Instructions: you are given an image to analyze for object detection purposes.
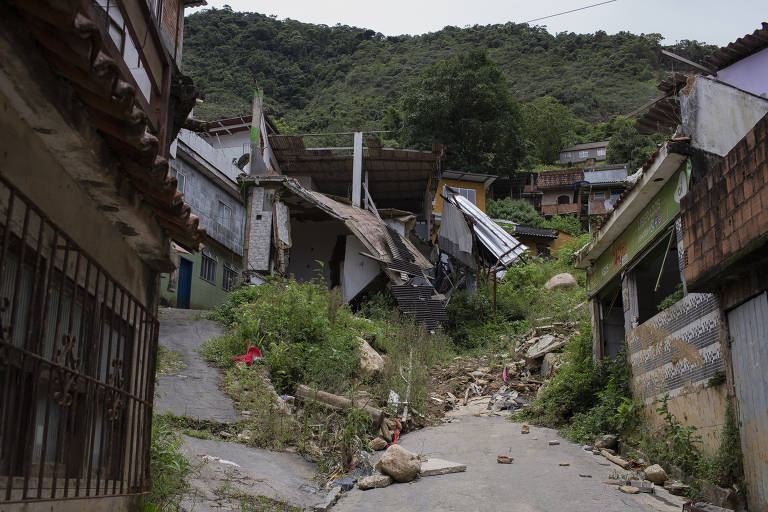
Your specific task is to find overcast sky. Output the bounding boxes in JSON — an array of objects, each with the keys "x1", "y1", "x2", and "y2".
[{"x1": 188, "y1": 1, "x2": 765, "y2": 46}]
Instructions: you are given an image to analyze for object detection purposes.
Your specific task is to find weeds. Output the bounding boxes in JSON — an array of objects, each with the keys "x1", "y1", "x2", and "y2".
[
  {"x1": 144, "y1": 416, "x2": 190, "y2": 512},
  {"x1": 156, "y1": 346, "x2": 185, "y2": 375}
]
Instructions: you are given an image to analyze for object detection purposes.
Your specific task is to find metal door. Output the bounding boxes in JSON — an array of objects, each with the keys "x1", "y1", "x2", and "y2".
[
  {"x1": 176, "y1": 258, "x2": 192, "y2": 309},
  {"x1": 728, "y1": 292, "x2": 768, "y2": 511}
]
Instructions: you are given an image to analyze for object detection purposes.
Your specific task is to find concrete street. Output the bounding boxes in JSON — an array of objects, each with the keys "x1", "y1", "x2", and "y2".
[{"x1": 335, "y1": 415, "x2": 687, "y2": 512}]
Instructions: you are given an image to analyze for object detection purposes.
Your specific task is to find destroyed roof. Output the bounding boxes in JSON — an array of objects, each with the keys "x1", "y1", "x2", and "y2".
[
  {"x1": 560, "y1": 141, "x2": 610, "y2": 152},
  {"x1": 583, "y1": 167, "x2": 628, "y2": 185},
  {"x1": 440, "y1": 170, "x2": 498, "y2": 186},
  {"x1": 512, "y1": 224, "x2": 558, "y2": 239},
  {"x1": 447, "y1": 192, "x2": 527, "y2": 267},
  {"x1": 707, "y1": 22, "x2": 768, "y2": 71},
  {"x1": 268, "y1": 134, "x2": 443, "y2": 213},
  {"x1": 13, "y1": 0, "x2": 205, "y2": 250},
  {"x1": 636, "y1": 73, "x2": 688, "y2": 136},
  {"x1": 202, "y1": 114, "x2": 280, "y2": 137}
]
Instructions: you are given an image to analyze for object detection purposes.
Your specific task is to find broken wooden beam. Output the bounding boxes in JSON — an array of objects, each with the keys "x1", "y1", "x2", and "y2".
[
  {"x1": 601, "y1": 449, "x2": 631, "y2": 470},
  {"x1": 296, "y1": 384, "x2": 385, "y2": 427}
]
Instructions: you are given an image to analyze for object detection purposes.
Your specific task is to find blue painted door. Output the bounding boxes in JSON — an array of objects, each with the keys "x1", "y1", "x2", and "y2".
[{"x1": 177, "y1": 258, "x2": 192, "y2": 309}]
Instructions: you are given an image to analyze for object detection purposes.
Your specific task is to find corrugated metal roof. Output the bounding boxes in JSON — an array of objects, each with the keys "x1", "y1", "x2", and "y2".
[
  {"x1": 560, "y1": 141, "x2": 610, "y2": 152},
  {"x1": 449, "y1": 193, "x2": 527, "y2": 267},
  {"x1": 441, "y1": 170, "x2": 498, "y2": 184},
  {"x1": 584, "y1": 168, "x2": 628, "y2": 184},
  {"x1": 707, "y1": 22, "x2": 768, "y2": 71},
  {"x1": 513, "y1": 224, "x2": 558, "y2": 239}
]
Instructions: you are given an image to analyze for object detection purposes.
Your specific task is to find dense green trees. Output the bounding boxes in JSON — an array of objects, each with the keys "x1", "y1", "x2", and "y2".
[
  {"x1": 521, "y1": 96, "x2": 577, "y2": 166},
  {"x1": 606, "y1": 117, "x2": 663, "y2": 170},
  {"x1": 183, "y1": 8, "x2": 716, "y2": 134},
  {"x1": 401, "y1": 51, "x2": 523, "y2": 175}
]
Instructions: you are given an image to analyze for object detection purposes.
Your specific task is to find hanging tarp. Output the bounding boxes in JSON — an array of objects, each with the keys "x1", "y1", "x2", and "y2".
[{"x1": 438, "y1": 199, "x2": 476, "y2": 269}]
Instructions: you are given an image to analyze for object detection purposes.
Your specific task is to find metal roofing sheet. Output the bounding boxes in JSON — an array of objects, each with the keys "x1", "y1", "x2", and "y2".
[
  {"x1": 584, "y1": 168, "x2": 628, "y2": 184},
  {"x1": 560, "y1": 141, "x2": 610, "y2": 152},
  {"x1": 449, "y1": 193, "x2": 527, "y2": 267}
]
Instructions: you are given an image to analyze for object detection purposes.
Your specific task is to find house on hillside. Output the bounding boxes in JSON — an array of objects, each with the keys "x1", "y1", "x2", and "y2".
[
  {"x1": 575, "y1": 22, "x2": 768, "y2": 511},
  {"x1": 159, "y1": 130, "x2": 246, "y2": 309},
  {"x1": 536, "y1": 164, "x2": 629, "y2": 218},
  {"x1": 0, "y1": 0, "x2": 203, "y2": 508},
  {"x1": 494, "y1": 222, "x2": 574, "y2": 258},
  {"x1": 559, "y1": 141, "x2": 609, "y2": 165},
  {"x1": 432, "y1": 170, "x2": 497, "y2": 240}
]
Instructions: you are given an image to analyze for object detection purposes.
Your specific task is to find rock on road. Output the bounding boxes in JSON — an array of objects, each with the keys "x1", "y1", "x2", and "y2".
[{"x1": 334, "y1": 415, "x2": 686, "y2": 512}]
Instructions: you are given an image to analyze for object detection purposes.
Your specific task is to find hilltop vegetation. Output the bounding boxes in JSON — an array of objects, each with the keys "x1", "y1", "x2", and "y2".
[{"x1": 183, "y1": 7, "x2": 715, "y2": 135}]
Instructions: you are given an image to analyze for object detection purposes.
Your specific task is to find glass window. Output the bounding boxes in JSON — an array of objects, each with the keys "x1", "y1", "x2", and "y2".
[
  {"x1": 200, "y1": 250, "x2": 217, "y2": 283},
  {"x1": 557, "y1": 195, "x2": 570, "y2": 205},
  {"x1": 594, "y1": 191, "x2": 606, "y2": 200},
  {"x1": 597, "y1": 148, "x2": 607, "y2": 156},
  {"x1": 170, "y1": 167, "x2": 186, "y2": 194},
  {"x1": 218, "y1": 201, "x2": 232, "y2": 229},
  {"x1": 444, "y1": 185, "x2": 476, "y2": 205},
  {"x1": 223, "y1": 264, "x2": 238, "y2": 292},
  {"x1": 579, "y1": 151, "x2": 589, "y2": 158}
]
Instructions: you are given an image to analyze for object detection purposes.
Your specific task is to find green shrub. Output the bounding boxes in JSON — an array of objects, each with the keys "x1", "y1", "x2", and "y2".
[{"x1": 144, "y1": 416, "x2": 190, "y2": 511}]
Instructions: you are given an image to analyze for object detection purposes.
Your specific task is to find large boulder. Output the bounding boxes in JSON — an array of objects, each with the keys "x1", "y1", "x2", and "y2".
[
  {"x1": 374, "y1": 444, "x2": 421, "y2": 483},
  {"x1": 544, "y1": 273, "x2": 578, "y2": 290},
  {"x1": 643, "y1": 464, "x2": 668, "y2": 485},
  {"x1": 358, "y1": 337, "x2": 384, "y2": 378},
  {"x1": 368, "y1": 437, "x2": 388, "y2": 451},
  {"x1": 594, "y1": 434, "x2": 618, "y2": 450}
]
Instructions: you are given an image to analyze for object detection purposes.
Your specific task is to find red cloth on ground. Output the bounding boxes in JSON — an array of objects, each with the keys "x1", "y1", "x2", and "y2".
[{"x1": 232, "y1": 347, "x2": 263, "y2": 365}]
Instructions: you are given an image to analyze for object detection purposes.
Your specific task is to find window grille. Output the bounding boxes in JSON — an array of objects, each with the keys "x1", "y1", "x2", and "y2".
[
  {"x1": 200, "y1": 250, "x2": 217, "y2": 283},
  {"x1": 0, "y1": 174, "x2": 158, "y2": 503}
]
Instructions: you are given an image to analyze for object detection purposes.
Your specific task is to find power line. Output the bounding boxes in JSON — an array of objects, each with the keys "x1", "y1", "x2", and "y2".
[{"x1": 524, "y1": 0, "x2": 619, "y2": 24}]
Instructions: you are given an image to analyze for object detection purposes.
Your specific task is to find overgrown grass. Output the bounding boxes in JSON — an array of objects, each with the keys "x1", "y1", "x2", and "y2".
[
  {"x1": 518, "y1": 321, "x2": 638, "y2": 444},
  {"x1": 156, "y1": 346, "x2": 185, "y2": 375},
  {"x1": 446, "y1": 234, "x2": 590, "y2": 351},
  {"x1": 144, "y1": 416, "x2": 190, "y2": 512}
]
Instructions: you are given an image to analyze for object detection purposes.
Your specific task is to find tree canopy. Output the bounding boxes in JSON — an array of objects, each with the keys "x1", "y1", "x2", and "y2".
[
  {"x1": 400, "y1": 51, "x2": 523, "y2": 175},
  {"x1": 606, "y1": 118, "x2": 663, "y2": 170}
]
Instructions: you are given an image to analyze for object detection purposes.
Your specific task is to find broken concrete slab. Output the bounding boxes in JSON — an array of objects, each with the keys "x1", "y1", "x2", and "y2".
[
  {"x1": 357, "y1": 474, "x2": 393, "y2": 490},
  {"x1": 420, "y1": 458, "x2": 467, "y2": 476},
  {"x1": 526, "y1": 334, "x2": 569, "y2": 359},
  {"x1": 313, "y1": 487, "x2": 341, "y2": 511}
]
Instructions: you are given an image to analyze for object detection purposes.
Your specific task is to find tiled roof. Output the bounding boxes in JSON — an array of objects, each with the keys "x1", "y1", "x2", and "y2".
[
  {"x1": 14, "y1": 0, "x2": 205, "y2": 250},
  {"x1": 537, "y1": 169, "x2": 585, "y2": 189}
]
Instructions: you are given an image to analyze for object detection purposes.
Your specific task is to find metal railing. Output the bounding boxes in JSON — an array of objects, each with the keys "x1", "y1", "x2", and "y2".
[{"x1": 0, "y1": 174, "x2": 158, "y2": 503}]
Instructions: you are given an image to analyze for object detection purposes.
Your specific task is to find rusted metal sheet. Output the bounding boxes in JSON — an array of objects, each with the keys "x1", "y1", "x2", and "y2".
[
  {"x1": 727, "y1": 292, "x2": 768, "y2": 512},
  {"x1": 626, "y1": 293, "x2": 724, "y2": 403}
]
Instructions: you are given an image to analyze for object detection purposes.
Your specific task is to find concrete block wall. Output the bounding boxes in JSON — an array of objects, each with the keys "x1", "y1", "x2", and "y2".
[
  {"x1": 681, "y1": 112, "x2": 768, "y2": 285},
  {"x1": 246, "y1": 186, "x2": 272, "y2": 271}
]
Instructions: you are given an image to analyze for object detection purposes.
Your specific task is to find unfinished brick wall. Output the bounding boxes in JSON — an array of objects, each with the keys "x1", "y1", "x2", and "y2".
[
  {"x1": 162, "y1": 0, "x2": 180, "y2": 46},
  {"x1": 681, "y1": 112, "x2": 768, "y2": 285}
]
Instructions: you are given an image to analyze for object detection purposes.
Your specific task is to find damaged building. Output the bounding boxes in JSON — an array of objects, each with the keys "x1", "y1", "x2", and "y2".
[
  {"x1": 0, "y1": 0, "x2": 204, "y2": 509},
  {"x1": 575, "y1": 22, "x2": 768, "y2": 511}
]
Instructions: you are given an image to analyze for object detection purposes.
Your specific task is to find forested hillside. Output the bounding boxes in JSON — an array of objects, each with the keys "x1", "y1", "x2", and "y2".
[{"x1": 183, "y1": 7, "x2": 715, "y2": 134}]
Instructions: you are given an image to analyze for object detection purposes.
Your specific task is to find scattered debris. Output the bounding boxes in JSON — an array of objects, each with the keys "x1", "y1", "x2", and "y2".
[
  {"x1": 603, "y1": 480, "x2": 621, "y2": 485},
  {"x1": 200, "y1": 455, "x2": 241, "y2": 467},
  {"x1": 559, "y1": 463, "x2": 570, "y2": 467},
  {"x1": 601, "y1": 449, "x2": 631, "y2": 470},
  {"x1": 232, "y1": 346, "x2": 263, "y2": 366},
  {"x1": 582, "y1": 445, "x2": 592, "y2": 451},
  {"x1": 368, "y1": 437, "x2": 388, "y2": 451},
  {"x1": 579, "y1": 474, "x2": 592, "y2": 478},
  {"x1": 330, "y1": 477, "x2": 356, "y2": 492},
  {"x1": 627, "y1": 480, "x2": 655, "y2": 493},
  {"x1": 420, "y1": 458, "x2": 467, "y2": 476},
  {"x1": 525, "y1": 334, "x2": 569, "y2": 360},
  {"x1": 531, "y1": 437, "x2": 538, "y2": 440},
  {"x1": 548, "y1": 440, "x2": 560, "y2": 446},
  {"x1": 357, "y1": 474, "x2": 393, "y2": 490},
  {"x1": 594, "y1": 434, "x2": 618, "y2": 450},
  {"x1": 520, "y1": 424, "x2": 530, "y2": 434},
  {"x1": 665, "y1": 481, "x2": 692, "y2": 496},
  {"x1": 296, "y1": 384, "x2": 385, "y2": 427},
  {"x1": 497, "y1": 455, "x2": 513, "y2": 464},
  {"x1": 375, "y1": 445, "x2": 421, "y2": 483},
  {"x1": 619, "y1": 485, "x2": 641, "y2": 494},
  {"x1": 682, "y1": 502, "x2": 735, "y2": 512},
  {"x1": 643, "y1": 464, "x2": 668, "y2": 485},
  {"x1": 312, "y1": 487, "x2": 341, "y2": 511}
]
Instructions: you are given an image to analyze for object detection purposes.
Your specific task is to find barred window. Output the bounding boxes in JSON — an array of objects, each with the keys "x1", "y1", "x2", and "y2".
[
  {"x1": 222, "y1": 264, "x2": 238, "y2": 292},
  {"x1": 0, "y1": 175, "x2": 157, "y2": 502},
  {"x1": 200, "y1": 249, "x2": 217, "y2": 283}
]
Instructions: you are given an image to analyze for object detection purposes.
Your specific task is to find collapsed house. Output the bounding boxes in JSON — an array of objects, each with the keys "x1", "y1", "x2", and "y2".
[
  {"x1": 575, "y1": 22, "x2": 768, "y2": 511},
  {"x1": 436, "y1": 188, "x2": 528, "y2": 292}
]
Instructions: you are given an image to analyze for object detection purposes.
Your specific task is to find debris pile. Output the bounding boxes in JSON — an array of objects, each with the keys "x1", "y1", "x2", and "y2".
[{"x1": 427, "y1": 355, "x2": 542, "y2": 418}]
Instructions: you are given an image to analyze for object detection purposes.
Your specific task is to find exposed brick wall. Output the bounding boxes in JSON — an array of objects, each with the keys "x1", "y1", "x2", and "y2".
[
  {"x1": 681, "y1": 113, "x2": 768, "y2": 285},
  {"x1": 162, "y1": 0, "x2": 180, "y2": 46}
]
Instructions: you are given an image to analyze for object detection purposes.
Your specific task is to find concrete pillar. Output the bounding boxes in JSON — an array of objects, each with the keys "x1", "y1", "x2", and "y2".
[
  {"x1": 245, "y1": 185, "x2": 272, "y2": 272},
  {"x1": 352, "y1": 132, "x2": 362, "y2": 207}
]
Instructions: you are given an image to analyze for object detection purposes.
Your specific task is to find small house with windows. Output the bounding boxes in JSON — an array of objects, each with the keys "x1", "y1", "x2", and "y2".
[
  {"x1": 159, "y1": 129, "x2": 246, "y2": 309},
  {"x1": 537, "y1": 164, "x2": 629, "y2": 218},
  {"x1": 432, "y1": 170, "x2": 497, "y2": 239},
  {"x1": 559, "y1": 141, "x2": 609, "y2": 165}
]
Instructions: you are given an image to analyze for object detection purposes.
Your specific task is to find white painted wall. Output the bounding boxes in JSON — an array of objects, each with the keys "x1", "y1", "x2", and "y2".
[
  {"x1": 681, "y1": 77, "x2": 768, "y2": 157},
  {"x1": 286, "y1": 220, "x2": 348, "y2": 285},
  {"x1": 342, "y1": 235, "x2": 381, "y2": 302},
  {"x1": 715, "y1": 48, "x2": 768, "y2": 99}
]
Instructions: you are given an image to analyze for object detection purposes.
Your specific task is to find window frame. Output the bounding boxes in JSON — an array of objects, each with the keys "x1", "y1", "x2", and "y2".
[
  {"x1": 222, "y1": 263, "x2": 238, "y2": 292},
  {"x1": 200, "y1": 249, "x2": 217, "y2": 284},
  {"x1": 218, "y1": 201, "x2": 233, "y2": 230}
]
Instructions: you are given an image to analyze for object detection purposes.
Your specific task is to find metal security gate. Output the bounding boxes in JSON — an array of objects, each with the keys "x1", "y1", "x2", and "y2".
[
  {"x1": 728, "y1": 292, "x2": 768, "y2": 512},
  {"x1": 0, "y1": 175, "x2": 159, "y2": 503}
]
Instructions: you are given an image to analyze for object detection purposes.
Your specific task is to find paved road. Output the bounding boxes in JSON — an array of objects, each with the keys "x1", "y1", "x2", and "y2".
[
  {"x1": 178, "y1": 435, "x2": 323, "y2": 512},
  {"x1": 335, "y1": 415, "x2": 687, "y2": 512},
  {"x1": 154, "y1": 308, "x2": 239, "y2": 423}
]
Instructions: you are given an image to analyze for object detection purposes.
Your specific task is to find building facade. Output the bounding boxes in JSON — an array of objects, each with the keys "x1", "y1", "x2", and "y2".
[
  {"x1": 536, "y1": 165, "x2": 629, "y2": 218},
  {"x1": 0, "y1": 0, "x2": 203, "y2": 510},
  {"x1": 159, "y1": 130, "x2": 246, "y2": 309},
  {"x1": 559, "y1": 141, "x2": 609, "y2": 165}
]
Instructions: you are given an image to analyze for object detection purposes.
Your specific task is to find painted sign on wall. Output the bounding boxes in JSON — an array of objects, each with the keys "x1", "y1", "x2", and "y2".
[{"x1": 588, "y1": 161, "x2": 690, "y2": 294}]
